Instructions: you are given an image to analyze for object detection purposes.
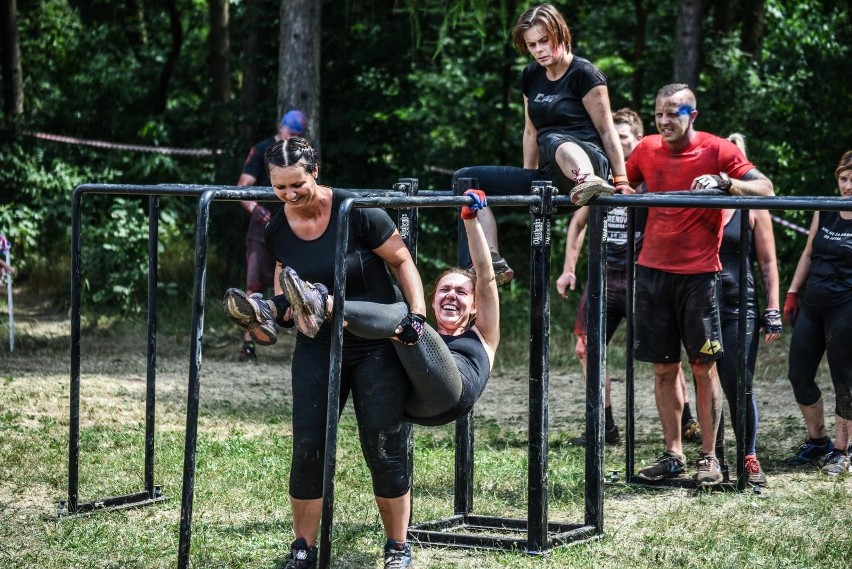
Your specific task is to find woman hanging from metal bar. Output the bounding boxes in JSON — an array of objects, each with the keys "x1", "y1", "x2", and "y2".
[{"x1": 225, "y1": 188, "x2": 499, "y2": 425}]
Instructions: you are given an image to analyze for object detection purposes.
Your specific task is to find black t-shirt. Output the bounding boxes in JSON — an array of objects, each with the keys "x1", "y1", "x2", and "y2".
[
  {"x1": 605, "y1": 206, "x2": 645, "y2": 272},
  {"x1": 805, "y1": 211, "x2": 852, "y2": 307},
  {"x1": 241, "y1": 136, "x2": 275, "y2": 187},
  {"x1": 521, "y1": 55, "x2": 607, "y2": 147},
  {"x1": 241, "y1": 136, "x2": 283, "y2": 229},
  {"x1": 265, "y1": 187, "x2": 401, "y2": 307}
]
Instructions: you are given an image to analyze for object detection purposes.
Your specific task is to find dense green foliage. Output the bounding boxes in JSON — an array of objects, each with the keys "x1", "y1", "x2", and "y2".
[{"x1": 1, "y1": 0, "x2": 849, "y2": 316}]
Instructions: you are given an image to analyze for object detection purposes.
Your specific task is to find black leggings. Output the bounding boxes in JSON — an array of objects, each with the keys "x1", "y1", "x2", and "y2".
[
  {"x1": 289, "y1": 336, "x2": 410, "y2": 500},
  {"x1": 787, "y1": 299, "x2": 852, "y2": 420},
  {"x1": 717, "y1": 316, "x2": 760, "y2": 455},
  {"x1": 345, "y1": 301, "x2": 464, "y2": 422}
]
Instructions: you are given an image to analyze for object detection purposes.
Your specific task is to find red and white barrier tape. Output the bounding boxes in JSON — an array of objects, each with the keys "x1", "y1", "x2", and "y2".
[
  {"x1": 770, "y1": 214, "x2": 809, "y2": 236},
  {"x1": 24, "y1": 131, "x2": 222, "y2": 156}
]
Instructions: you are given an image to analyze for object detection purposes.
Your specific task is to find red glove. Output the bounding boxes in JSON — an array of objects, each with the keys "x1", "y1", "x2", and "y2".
[
  {"x1": 783, "y1": 291, "x2": 799, "y2": 325},
  {"x1": 461, "y1": 189, "x2": 488, "y2": 220}
]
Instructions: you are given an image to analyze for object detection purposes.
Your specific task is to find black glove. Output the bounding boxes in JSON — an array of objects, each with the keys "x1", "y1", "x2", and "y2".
[
  {"x1": 396, "y1": 312, "x2": 426, "y2": 345},
  {"x1": 761, "y1": 308, "x2": 782, "y2": 335}
]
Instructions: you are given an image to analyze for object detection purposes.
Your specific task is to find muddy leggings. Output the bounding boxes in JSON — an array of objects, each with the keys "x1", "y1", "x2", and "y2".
[
  {"x1": 344, "y1": 301, "x2": 463, "y2": 421},
  {"x1": 787, "y1": 299, "x2": 852, "y2": 420},
  {"x1": 289, "y1": 336, "x2": 410, "y2": 500},
  {"x1": 717, "y1": 316, "x2": 760, "y2": 456}
]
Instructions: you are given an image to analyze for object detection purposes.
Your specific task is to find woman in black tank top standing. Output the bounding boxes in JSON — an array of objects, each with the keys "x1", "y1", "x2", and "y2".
[
  {"x1": 716, "y1": 206, "x2": 781, "y2": 485},
  {"x1": 784, "y1": 150, "x2": 852, "y2": 476}
]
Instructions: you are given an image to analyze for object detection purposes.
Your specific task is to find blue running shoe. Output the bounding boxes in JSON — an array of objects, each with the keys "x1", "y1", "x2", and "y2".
[{"x1": 785, "y1": 438, "x2": 834, "y2": 466}]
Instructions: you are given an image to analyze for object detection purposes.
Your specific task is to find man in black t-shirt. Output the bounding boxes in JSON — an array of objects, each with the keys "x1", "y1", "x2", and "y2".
[{"x1": 235, "y1": 110, "x2": 306, "y2": 362}]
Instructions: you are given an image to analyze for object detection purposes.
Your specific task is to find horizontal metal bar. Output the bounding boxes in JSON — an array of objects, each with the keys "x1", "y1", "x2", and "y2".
[
  {"x1": 568, "y1": 193, "x2": 851, "y2": 211},
  {"x1": 57, "y1": 490, "x2": 166, "y2": 519},
  {"x1": 408, "y1": 516, "x2": 596, "y2": 551}
]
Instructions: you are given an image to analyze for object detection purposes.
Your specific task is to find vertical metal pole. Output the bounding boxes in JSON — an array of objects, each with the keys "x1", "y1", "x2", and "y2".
[
  {"x1": 177, "y1": 191, "x2": 214, "y2": 569},
  {"x1": 453, "y1": 177, "x2": 478, "y2": 516},
  {"x1": 736, "y1": 209, "x2": 750, "y2": 491},
  {"x1": 68, "y1": 188, "x2": 84, "y2": 513},
  {"x1": 584, "y1": 204, "x2": 606, "y2": 532},
  {"x1": 455, "y1": 177, "x2": 479, "y2": 269},
  {"x1": 319, "y1": 198, "x2": 355, "y2": 569},
  {"x1": 145, "y1": 195, "x2": 159, "y2": 497},
  {"x1": 395, "y1": 179, "x2": 418, "y2": 526},
  {"x1": 527, "y1": 181, "x2": 551, "y2": 553},
  {"x1": 625, "y1": 207, "x2": 636, "y2": 478}
]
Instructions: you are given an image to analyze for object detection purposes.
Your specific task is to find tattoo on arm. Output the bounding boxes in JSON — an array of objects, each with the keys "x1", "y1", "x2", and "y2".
[{"x1": 740, "y1": 169, "x2": 767, "y2": 181}]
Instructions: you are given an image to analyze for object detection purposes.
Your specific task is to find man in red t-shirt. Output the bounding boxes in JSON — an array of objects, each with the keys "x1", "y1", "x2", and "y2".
[{"x1": 626, "y1": 84, "x2": 774, "y2": 486}]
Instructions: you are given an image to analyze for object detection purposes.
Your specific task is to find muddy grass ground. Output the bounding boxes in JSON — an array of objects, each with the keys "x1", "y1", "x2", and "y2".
[{"x1": 2, "y1": 286, "x2": 850, "y2": 568}]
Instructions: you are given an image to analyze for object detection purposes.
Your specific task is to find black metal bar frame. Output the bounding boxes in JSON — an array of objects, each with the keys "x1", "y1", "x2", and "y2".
[{"x1": 64, "y1": 183, "x2": 850, "y2": 568}]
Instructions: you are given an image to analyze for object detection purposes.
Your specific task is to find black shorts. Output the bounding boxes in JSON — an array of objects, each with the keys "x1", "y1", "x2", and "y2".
[
  {"x1": 634, "y1": 266, "x2": 723, "y2": 364},
  {"x1": 538, "y1": 132, "x2": 612, "y2": 192},
  {"x1": 574, "y1": 268, "x2": 628, "y2": 343}
]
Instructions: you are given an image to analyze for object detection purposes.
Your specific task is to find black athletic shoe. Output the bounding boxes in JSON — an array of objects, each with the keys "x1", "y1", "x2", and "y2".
[
  {"x1": 491, "y1": 254, "x2": 515, "y2": 286},
  {"x1": 467, "y1": 253, "x2": 514, "y2": 286},
  {"x1": 786, "y1": 438, "x2": 834, "y2": 466},
  {"x1": 280, "y1": 537, "x2": 317, "y2": 569},
  {"x1": 383, "y1": 539, "x2": 412, "y2": 569},
  {"x1": 223, "y1": 288, "x2": 278, "y2": 346},
  {"x1": 570, "y1": 425, "x2": 621, "y2": 446},
  {"x1": 237, "y1": 341, "x2": 257, "y2": 363},
  {"x1": 636, "y1": 450, "x2": 686, "y2": 481},
  {"x1": 279, "y1": 266, "x2": 329, "y2": 338}
]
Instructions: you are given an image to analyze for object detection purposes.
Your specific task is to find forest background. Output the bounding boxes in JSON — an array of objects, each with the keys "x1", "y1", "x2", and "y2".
[{"x1": 0, "y1": 0, "x2": 850, "y2": 318}]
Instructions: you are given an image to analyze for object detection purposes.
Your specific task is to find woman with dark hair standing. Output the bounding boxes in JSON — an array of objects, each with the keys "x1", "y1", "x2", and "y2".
[
  {"x1": 452, "y1": 3, "x2": 631, "y2": 276},
  {"x1": 225, "y1": 136, "x2": 424, "y2": 568},
  {"x1": 784, "y1": 150, "x2": 852, "y2": 476}
]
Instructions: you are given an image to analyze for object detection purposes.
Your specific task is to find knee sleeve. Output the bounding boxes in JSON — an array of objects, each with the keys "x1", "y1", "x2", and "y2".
[
  {"x1": 359, "y1": 424, "x2": 411, "y2": 499},
  {"x1": 835, "y1": 381, "x2": 852, "y2": 420},
  {"x1": 288, "y1": 431, "x2": 325, "y2": 500}
]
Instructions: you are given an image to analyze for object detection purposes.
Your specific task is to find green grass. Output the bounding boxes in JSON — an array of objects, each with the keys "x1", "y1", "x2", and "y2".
[{"x1": 2, "y1": 292, "x2": 852, "y2": 568}]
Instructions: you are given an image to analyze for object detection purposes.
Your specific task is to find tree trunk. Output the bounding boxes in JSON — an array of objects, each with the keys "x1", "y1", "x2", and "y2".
[
  {"x1": 240, "y1": 0, "x2": 268, "y2": 145},
  {"x1": 208, "y1": 0, "x2": 230, "y2": 147},
  {"x1": 151, "y1": 0, "x2": 183, "y2": 115},
  {"x1": 0, "y1": 0, "x2": 24, "y2": 118},
  {"x1": 673, "y1": 0, "x2": 704, "y2": 88},
  {"x1": 740, "y1": 0, "x2": 765, "y2": 57},
  {"x1": 278, "y1": 0, "x2": 320, "y2": 147},
  {"x1": 713, "y1": 0, "x2": 737, "y2": 34},
  {"x1": 631, "y1": 0, "x2": 648, "y2": 111}
]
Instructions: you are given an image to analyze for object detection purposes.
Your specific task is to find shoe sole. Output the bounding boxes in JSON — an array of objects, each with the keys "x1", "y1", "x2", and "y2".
[
  {"x1": 571, "y1": 180, "x2": 616, "y2": 206},
  {"x1": 280, "y1": 268, "x2": 323, "y2": 338},
  {"x1": 223, "y1": 289, "x2": 277, "y2": 346}
]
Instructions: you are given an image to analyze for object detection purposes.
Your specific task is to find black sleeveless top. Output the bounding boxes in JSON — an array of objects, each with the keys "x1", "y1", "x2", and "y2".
[
  {"x1": 719, "y1": 209, "x2": 758, "y2": 319},
  {"x1": 805, "y1": 211, "x2": 852, "y2": 307},
  {"x1": 414, "y1": 329, "x2": 490, "y2": 426}
]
